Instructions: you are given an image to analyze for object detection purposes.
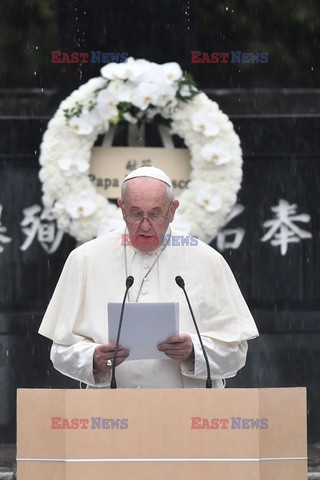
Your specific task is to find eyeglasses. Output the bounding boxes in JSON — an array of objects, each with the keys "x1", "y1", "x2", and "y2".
[{"x1": 124, "y1": 204, "x2": 172, "y2": 225}]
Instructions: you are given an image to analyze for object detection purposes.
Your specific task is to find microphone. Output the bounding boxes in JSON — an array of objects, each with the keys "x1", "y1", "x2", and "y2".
[
  {"x1": 110, "y1": 276, "x2": 134, "y2": 389},
  {"x1": 175, "y1": 275, "x2": 212, "y2": 388}
]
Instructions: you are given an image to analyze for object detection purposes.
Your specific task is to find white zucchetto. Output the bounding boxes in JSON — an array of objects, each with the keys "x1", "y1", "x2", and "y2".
[{"x1": 123, "y1": 166, "x2": 173, "y2": 188}]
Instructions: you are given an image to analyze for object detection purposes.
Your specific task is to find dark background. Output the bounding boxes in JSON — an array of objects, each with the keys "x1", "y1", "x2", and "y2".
[
  {"x1": 1, "y1": 0, "x2": 320, "y2": 91},
  {"x1": 0, "y1": 0, "x2": 319, "y2": 445}
]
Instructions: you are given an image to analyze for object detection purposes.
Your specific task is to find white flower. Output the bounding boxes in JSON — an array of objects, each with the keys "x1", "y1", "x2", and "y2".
[
  {"x1": 196, "y1": 188, "x2": 222, "y2": 212},
  {"x1": 131, "y1": 82, "x2": 160, "y2": 110},
  {"x1": 58, "y1": 156, "x2": 90, "y2": 177},
  {"x1": 191, "y1": 112, "x2": 220, "y2": 137},
  {"x1": 106, "y1": 79, "x2": 134, "y2": 103},
  {"x1": 100, "y1": 59, "x2": 135, "y2": 81},
  {"x1": 139, "y1": 63, "x2": 162, "y2": 85},
  {"x1": 101, "y1": 57, "x2": 146, "y2": 82},
  {"x1": 200, "y1": 139, "x2": 232, "y2": 165},
  {"x1": 65, "y1": 194, "x2": 97, "y2": 219},
  {"x1": 69, "y1": 109, "x2": 99, "y2": 135},
  {"x1": 100, "y1": 62, "x2": 121, "y2": 80},
  {"x1": 96, "y1": 89, "x2": 119, "y2": 121},
  {"x1": 154, "y1": 84, "x2": 177, "y2": 107},
  {"x1": 162, "y1": 62, "x2": 183, "y2": 84}
]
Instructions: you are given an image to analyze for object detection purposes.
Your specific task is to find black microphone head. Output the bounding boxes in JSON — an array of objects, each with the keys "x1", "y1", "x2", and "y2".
[
  {"x1": 175, "y1": 276, "x2": 185, "y2": 288},
  {"x1": 126, "y1": 276, "x2": 134, "y2": 287}
]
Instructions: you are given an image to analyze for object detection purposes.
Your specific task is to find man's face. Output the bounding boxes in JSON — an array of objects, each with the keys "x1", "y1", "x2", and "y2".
[{"x1": 117, "y1": 177, "x2": 179, "y2": 253}]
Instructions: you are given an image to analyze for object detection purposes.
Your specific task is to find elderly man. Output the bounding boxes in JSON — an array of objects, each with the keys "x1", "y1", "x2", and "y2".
[{"x1": 39, "y1": 166, "x2": 258, "y2": 388}]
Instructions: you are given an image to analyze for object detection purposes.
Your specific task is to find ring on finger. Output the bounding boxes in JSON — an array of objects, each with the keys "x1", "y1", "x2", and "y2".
[{"x1": 106, "y1": 359, "x2": 112, "y2": 367}]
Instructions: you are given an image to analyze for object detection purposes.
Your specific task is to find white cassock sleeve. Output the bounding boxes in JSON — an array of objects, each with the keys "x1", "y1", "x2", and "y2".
[
  {"x1": 181, "y1": 334, "x2": 248, "y2": 382},
  {"x1": 50, "y1": 341, "x2": 110, "y2": 387}
]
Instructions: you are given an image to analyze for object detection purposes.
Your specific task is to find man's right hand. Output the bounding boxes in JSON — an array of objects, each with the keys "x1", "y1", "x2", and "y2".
[{"x1": 93, "y1": 343, "x2": 129, "y2": 372}]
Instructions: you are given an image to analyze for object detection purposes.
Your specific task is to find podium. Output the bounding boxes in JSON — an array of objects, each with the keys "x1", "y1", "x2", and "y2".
[{"x1": 17, "y1": 387, "x2": 307, "y2": 479}]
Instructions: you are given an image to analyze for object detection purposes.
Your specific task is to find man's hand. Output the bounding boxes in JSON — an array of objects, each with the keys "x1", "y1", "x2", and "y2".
[
  {"x1": 93, "y1": 343, "x2": 129, "y2": 372},
  {"x1": 158, "y1": 333, "x2": 194, "y2": 361}
]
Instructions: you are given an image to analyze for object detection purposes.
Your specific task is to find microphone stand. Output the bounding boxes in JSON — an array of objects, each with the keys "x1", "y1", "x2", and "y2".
[
  {"x1": 110, "y1": 276, "x2": 134, "y2": 389},
  {"x1": 175, "y1": 276, "x2": 212, "y2": 388}
]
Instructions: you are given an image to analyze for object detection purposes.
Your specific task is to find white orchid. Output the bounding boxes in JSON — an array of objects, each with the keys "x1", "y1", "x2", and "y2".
[
  {"x1": 196, "y1": 188, "x2": 222, "y2": 212},
  {"x1": 162, "y1": 62, "x2": 183, "y2": 84},
  {"x1": 96, "y1": 89, "x2": 119, "y2": 122},
  {"x1": 106, "y1": 79, "x2": 133, "y2": 103},
  {"x1": 69, "y1": 109, "x2": 100, "y2": 135},
  {"x1": 131, "y1": 82, "x2": 160, "y2": 110},
  {"x1": 100, "y1": 57, "x2": 134, "y2": 81},
  {"x1": 58, "y1": 156, "x2": 90, "y2": 177},
  {"x1": 139, "y1": 63, "x2": 163, "y2": 85},
  {"x1": 101, "y1": 57, "x2": 146, "y2": 82},
  {"x1": 200, "y1": 139, "x2": 232, "y2": 165},
  {"x1": 154, "y1": 83, "x2": 177, "y2": 107},
  {"x1": 100, "y1": 62, "x2": 121, "y2": 80},
  {"x1": 138, "y1": 62, "x2": 182, "y2": 88},
  {"x1": 64, "y1": 194, "x2": 97, "y2": 219},
  {"x1": 191, "y1": 112, "x2": 220, "y2": 137}
]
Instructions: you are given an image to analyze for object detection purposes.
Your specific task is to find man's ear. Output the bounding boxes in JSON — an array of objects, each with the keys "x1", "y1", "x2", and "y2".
[
  {"x1": 117, "y1": 198, "x2": 123, "y2": 208},
  {"x1": 169, "y1": 199, "x2": 179, "y2": 222}
]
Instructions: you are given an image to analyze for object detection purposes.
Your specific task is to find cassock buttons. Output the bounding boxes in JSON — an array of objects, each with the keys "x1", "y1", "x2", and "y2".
[{"x1": 144, "y1": 264, "x2": 150, "y2": 269}]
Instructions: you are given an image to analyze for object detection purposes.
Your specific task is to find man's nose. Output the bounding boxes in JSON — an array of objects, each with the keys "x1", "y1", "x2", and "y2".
[{"x1": 140, "y1": 217, "x2": 152, "y2": 229}]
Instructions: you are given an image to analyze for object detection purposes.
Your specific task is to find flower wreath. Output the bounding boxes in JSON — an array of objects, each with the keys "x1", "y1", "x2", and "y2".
[{"x1": 39, "y1": 58, "x2": 243, "y2": 244}]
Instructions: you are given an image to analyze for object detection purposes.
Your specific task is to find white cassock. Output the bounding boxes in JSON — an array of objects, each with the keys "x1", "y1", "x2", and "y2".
[{"x1": 38, "y1": 227, "x2": 259, "y2": 389}]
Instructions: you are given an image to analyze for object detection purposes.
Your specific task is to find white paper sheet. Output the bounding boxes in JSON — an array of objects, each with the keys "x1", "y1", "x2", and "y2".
[{"x1": 108, "y1": 302, "x2": 179, "y2": 360}]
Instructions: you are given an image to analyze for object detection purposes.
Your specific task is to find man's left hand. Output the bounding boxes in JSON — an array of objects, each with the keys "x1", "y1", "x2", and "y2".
[{"x1": 158, "y1": 333, "x2": 194, "y2": 361}]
